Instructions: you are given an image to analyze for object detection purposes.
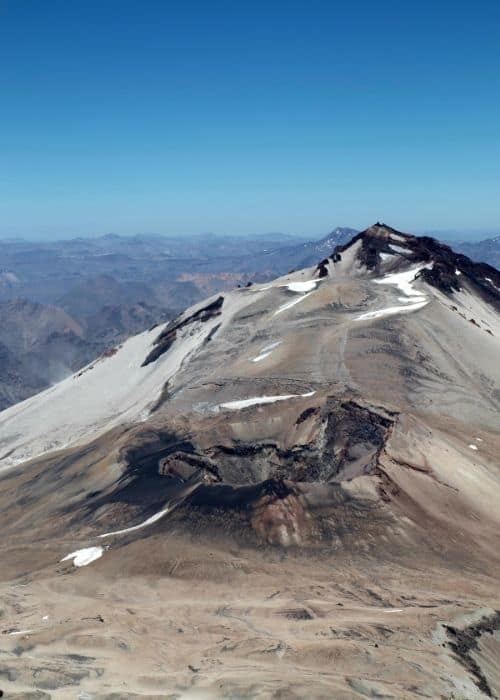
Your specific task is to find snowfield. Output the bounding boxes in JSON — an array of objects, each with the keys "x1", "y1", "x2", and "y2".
[{"x1": 0, "y1": 297, "x2": 227, "y2": 471}]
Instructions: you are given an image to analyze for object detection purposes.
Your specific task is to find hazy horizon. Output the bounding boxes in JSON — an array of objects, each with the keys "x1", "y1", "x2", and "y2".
[{"x1": 1, "y1": 224, "x2": 499, "y2": 244}]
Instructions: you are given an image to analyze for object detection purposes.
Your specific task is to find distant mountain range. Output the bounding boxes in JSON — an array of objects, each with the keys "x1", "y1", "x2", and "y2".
[
  {"x1": 0, "y1": 296, "x2": 173, "y2": 410},
  {"x1": 0, "y1": 226, "x2": 498, "y2": 409},
  {"x1": 449, "y1": 235, "x2": 500, "y2": 268}
]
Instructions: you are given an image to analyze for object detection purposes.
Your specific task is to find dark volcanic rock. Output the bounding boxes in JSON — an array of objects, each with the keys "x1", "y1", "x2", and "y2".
[
  {"x1": 316, "y1": 259, "x2": 330, "y2": 278},
  {"x1": 445, "y1": 611, "x2": 500, "y2": 697},
  {"x1": 91, "y1": 397, "x2": 396, "y2": 545},
  {"x1": 142, "y1": 296, "x2": 224, "y2": 366},
  {"x1": 334, "y1": 223, "x2": 500, "y2": 306}
]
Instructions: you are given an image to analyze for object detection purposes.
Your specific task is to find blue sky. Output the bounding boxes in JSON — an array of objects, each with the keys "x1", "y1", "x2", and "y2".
[{"x1": 1, "y1": 0, "x2": 499, "y2": 239}]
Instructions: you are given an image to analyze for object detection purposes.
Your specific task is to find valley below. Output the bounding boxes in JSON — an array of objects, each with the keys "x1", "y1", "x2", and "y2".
[{"x1": 1, "y1": 534, "x2": 499, "y2": 700}]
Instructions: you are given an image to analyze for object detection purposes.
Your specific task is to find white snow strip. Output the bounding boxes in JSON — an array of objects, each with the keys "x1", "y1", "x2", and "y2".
[
  {"x1": 468, "y1": 444, "x2": 478, "y2": 451},
  {"x1": 353, "y1": 606, "x2": 406, "y2": 613},
  {"x1": 252, "y1": 351, "x2": 272, "y2": 363},
  {"x1": 99, "y1": 508, "x2": 169, "y2": 538},
  {"x1": 355, "y1": 300, "x2": 428, "y2": 321},
  {"x1": 285, "y1": 280, "x2": 318, "y2": 293},
  {"x1": 485, "y1": 277, "x2": 499, "y2": 289},
  {"x1": 388, "y1": 244, "x2": 409, "y2": 255},
  {"x1": 251, "y1": 341, "x2": 282, "y2": 363},
  {"x1": 274, "y1": 292, "x2": 313, "y2": 316},
  {"x1": 380, "y1": 252, "x2": 394, "y2": 261},
  {"x1": 61, "y1": 546, "x2": 104, "y2": 567},
  {"x1": 8, "y1": 629, "x2": 35, "y2": 636},
  {"x1": 455, "y1": 269, "x2": 461, "y2": 276},
  {"x1": 219, "y1": 391, "x2": 315, "y2": 411}
]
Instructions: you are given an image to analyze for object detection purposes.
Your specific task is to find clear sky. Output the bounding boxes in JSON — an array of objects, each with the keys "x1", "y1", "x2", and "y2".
[{"x1": 1, "y1": 0, "x2": 499, "y2": 239}]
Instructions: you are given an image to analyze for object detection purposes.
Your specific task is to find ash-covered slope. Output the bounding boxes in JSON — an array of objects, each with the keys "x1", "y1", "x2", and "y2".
[
  {"x1": 1, "y1": 224, "x2": 499, "y2": 699},
  {"x1": 0, "y1": 296, "x2": 173, "y2": 411}
]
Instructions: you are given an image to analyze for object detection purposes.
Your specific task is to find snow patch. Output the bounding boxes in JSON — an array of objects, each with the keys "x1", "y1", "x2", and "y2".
[
  {"x1": 61, "y1": 546, "x2": 104, "y2": 567},
  {"x1": 356, "y1": 264, "x2": 431, "y2": 322},
  {"x1": 374, "y1": 264, "x2": 429, "y2": 300},
  {"x1": 468, "y1": 444, "x2": 478, "y2": 451},
  {"x1": 219, "y1": 391, "x2": 315, "y2": 411},
  {"x1": 285, "y1": 280, "x2": 318, "y2": 293}
]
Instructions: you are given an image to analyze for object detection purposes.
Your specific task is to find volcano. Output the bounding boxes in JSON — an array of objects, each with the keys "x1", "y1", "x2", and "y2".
[{"x1": 0, "y1": 224, "x2": 499, "y2": 699}]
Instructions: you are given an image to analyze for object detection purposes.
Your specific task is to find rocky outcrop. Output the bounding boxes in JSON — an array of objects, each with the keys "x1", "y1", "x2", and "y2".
[
  {"x1": 445, "y1": 611, "x2": 500, "y2": 698},
  {"x1": 142, "y1": 296, "x2": 224, "y2": 366},
  {"x1": 334, "y1": 223, "x2": 500, "y2": 306}
]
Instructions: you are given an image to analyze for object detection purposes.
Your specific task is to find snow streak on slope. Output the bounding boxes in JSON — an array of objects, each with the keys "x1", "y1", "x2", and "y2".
[
  {"x1": 274, "y1": 292, "x2": 313, "y2": 316},
  {"x1": 219, "y1": 391, "x2": 315, "y2": 411},
  {"x1": 99, "y1": 507, "x2": 170, "y2": 538},
  {"x1": 355, "y1": 300, "x2": 429, "y2": 321},
  {"x1": 251, "y1": 341, "x2": 281, "y2": 363}
]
